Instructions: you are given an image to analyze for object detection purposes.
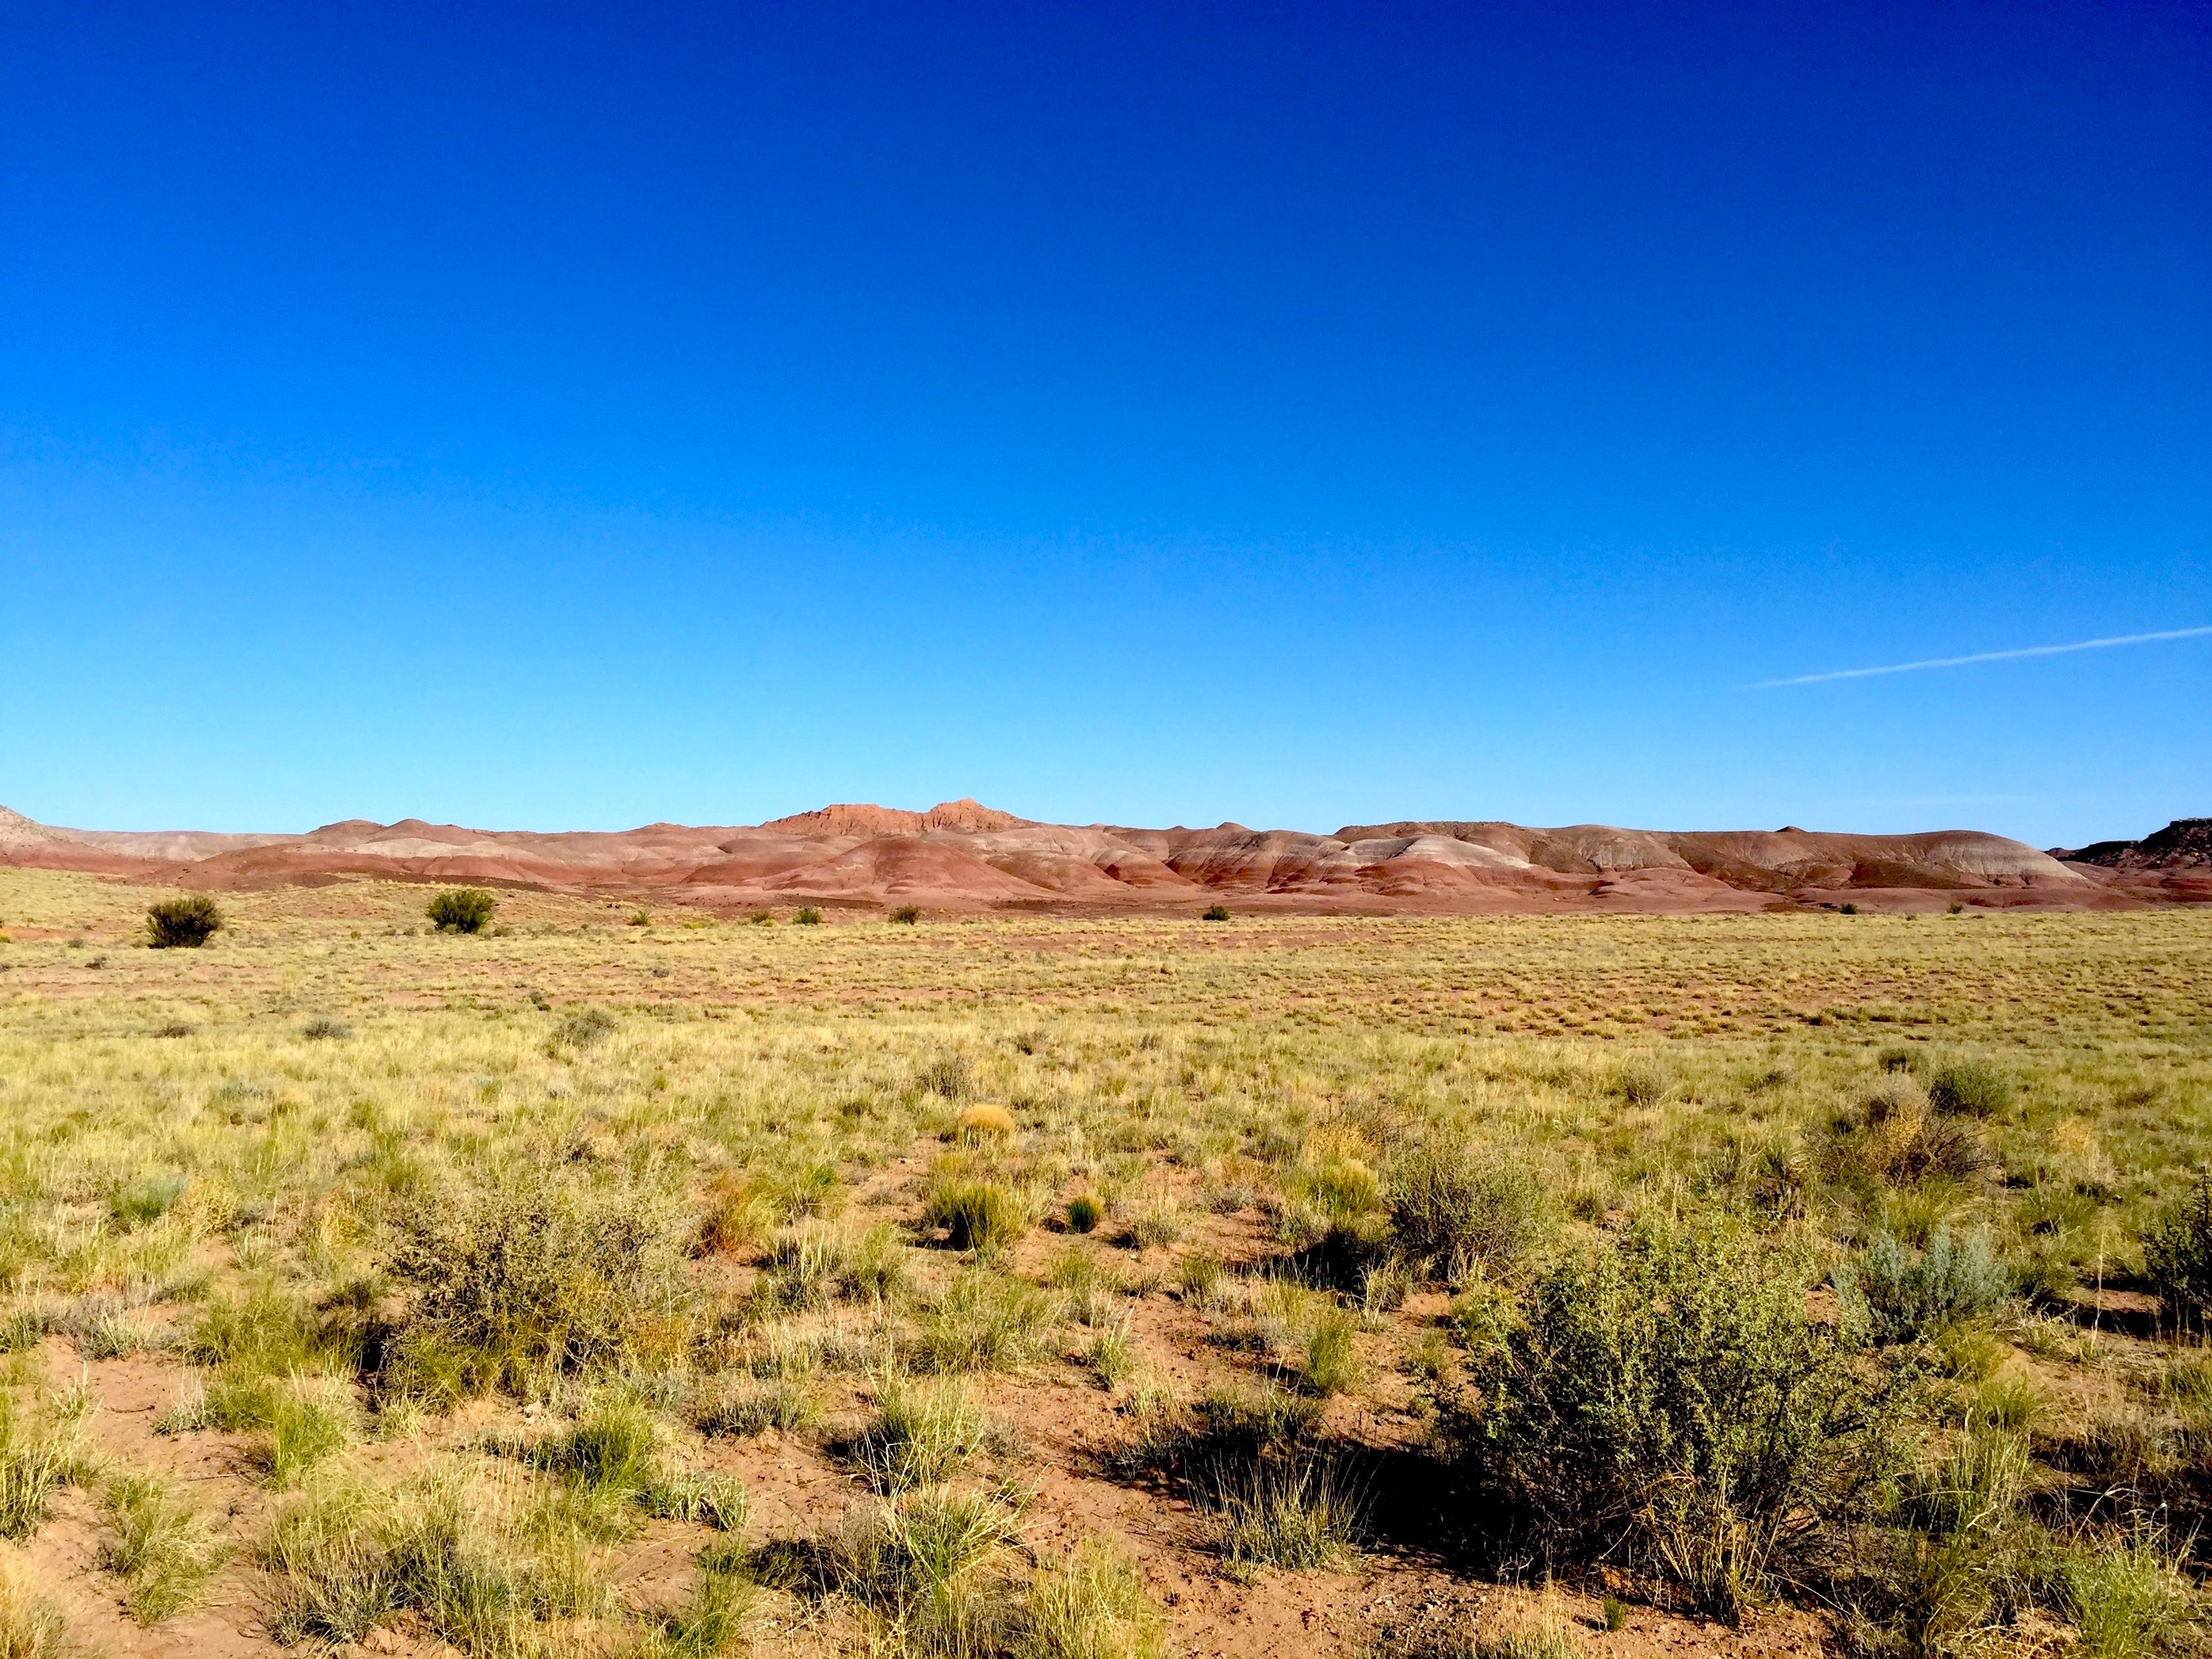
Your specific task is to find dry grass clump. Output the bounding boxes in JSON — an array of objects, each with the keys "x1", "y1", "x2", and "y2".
[
  {"x1": 833, "y1": 1485, "x2": 1023, "y2": 1656},
  {"x1": 924, "y1": 1174, "x2": 1031, "y2": 1256},
  {"x1": 845, "y1": 1374, "x2": 990, "y2": 1492},
  {"x1": 915, "y1": 1269, "x2": 1052, "y2": 1372},
  {"x1": 99, "y1": 1468, "x2": 229, "y2": 1622},
  {"x1": 0, "y1": 1384, "x2": 96, "y2": 1539},
  {"x1": 0, "y1": 1559, "x2": 64, "y2": 1659},
  {"x1": 1019, "y1": 1538, "x2": 1164, "y2": 1659},
  {"x1": 262, "y1": 1465, "x2": 618, "y2": 1652},
  {"x1": 956, "y1": 1103, "x2": 1018, "y2": 1141},
  {"x1": 1833, "y1": 1076, "x2": 1995, "y2": 1190},
  {"x1": 1110, "y1": 1382, "x2": 1359, "y2": 1570}
]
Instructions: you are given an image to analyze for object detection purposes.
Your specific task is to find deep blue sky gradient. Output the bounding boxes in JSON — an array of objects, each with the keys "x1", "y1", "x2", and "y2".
[{"x1": 3, "y1": 1, "x2": 2207, "y2": 844}]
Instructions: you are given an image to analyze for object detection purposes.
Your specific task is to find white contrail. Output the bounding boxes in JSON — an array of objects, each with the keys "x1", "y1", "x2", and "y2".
[{"x1": 1753, "y1": 625, "x2": 2212, "y2": 689}]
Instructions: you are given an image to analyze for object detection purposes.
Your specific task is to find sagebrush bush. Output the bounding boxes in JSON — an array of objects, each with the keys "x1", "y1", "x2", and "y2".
[
  {"x1": 144, "y1": 895, "x2": 222, "y2": 949},
  {"x1": 1928, "y1": 1059, "x2": 2013, "y2": 1119},
  {"x1": 551, "y1": 1006, "x2": 617, "y2": 1049},
  {"x1": 1387, "y1": 1139, "x2": 1547, "y2": 1281},
  {"x1": 1840, "y1": 1227, "x2": 2012, "y2": 1344},
  {"x1": 1453, "y1": 1221, "x2": 1895, "y2": 1619},
  {"x1": 426, "y1": 888, "x2": 496, "y2": 934},
  {"x1": 2142, "y1": 1174, "x2": 2212, "y2": 1322},
  {"x1": 385, "y1": 1170, "x2": 688, "y2": 1395}
]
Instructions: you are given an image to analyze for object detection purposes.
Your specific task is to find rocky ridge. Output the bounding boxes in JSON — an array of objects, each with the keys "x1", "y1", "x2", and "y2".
[{"x1": 1, "y1": 797, "x2": 2184, "y2": 914}]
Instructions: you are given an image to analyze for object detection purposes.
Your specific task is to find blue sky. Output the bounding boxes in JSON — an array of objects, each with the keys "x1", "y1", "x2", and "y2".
[{"x1": 3, "y1": 1, "x2": 2205, "y2": 845}]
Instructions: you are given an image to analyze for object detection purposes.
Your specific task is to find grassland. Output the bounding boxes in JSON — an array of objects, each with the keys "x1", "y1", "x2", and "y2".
[{"x1": 0, "y1": 866, "x2": 2207, "y2": 1659}]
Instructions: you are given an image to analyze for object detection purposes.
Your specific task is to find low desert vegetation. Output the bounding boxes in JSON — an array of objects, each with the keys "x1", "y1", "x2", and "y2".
[
  {"x1": 0, "y1": 867, "x2": 2207, "y2": 1658},
  {"x1": 426, "y1": 886, "x2": 497, "y2": 933},
  {"x1": 144, "y1": 894, "x2": 222, "y2": 949}
]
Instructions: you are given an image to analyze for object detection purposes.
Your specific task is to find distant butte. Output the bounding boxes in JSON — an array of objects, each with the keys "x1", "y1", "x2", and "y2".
[{"x1": 2, "y1": 800, "x2": 2203, "y2": 914}]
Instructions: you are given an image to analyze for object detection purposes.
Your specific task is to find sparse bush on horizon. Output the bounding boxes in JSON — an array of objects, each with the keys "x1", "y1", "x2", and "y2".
[
  {"x1": 145, "y1": 895, "x2": 222, "y2": 949},
  {"x1": 426, "y1": 887, "x2": 497, "y2": 934}
]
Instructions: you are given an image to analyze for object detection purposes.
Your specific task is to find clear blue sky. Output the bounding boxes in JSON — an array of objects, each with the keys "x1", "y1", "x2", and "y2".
[{"x1": 3, "y1": 1, "x2": 2205, "y2": 846}]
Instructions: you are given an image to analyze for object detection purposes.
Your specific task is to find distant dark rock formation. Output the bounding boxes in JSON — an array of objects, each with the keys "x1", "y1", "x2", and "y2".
[{"x1": 2053, "y1": 819, "x2": 2212, "y2": 871}]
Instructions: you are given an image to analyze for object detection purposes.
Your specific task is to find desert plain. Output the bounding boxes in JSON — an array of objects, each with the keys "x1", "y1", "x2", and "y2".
[{"x1": 0, "y1": 813, "x2": 2207, "y2": 1659}]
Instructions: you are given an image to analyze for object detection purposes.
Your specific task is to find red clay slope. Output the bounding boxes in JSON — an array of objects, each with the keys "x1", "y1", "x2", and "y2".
[{"x1": 1, "y1": 798, "x2": 2190, "y2": 914}]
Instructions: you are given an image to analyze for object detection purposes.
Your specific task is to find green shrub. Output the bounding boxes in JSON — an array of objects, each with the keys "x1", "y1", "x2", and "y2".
[
  {"x1": 1839, "y1": 1227, "x2": 2012, "y2": 1343},
  {"x1": 551, "y1": 1006, "x2": 617, "y2": 1049},
  {"x1": 426, "y1": 888, "x2": 496, "y2": 934},
  {"x1": 1929, "y1": 1060, "x2": 2013, "y2": 1119},
  {"x1": 794, "y1": 907, "x2": 823, "y2": 926},
  {"x1": 385, "y1": 1170, "x2": 688, "y2": 1395},
  {"x1": 1453, "y1": 1221, "x2": 1893, "y2": 1619},
  {"x1": 1202, "y1": 905, "x2": 1231, "y2": 922},
  {"x1": 1387, "y1": 1140, "x2": 1547, "y2": 1282},
  {"x1": 1066, "y1": 1195, "x2": 1103, "y2": 1235},
  {"x1": 2142, "y1": 1174, "x2": 2212, "y2": 1322},
  {"x1": 145, "y1": 896, "x2": 222, "y2": 949},
  {"x1": 890, "y1": 906, "x2": 922, "y2": 925}
]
